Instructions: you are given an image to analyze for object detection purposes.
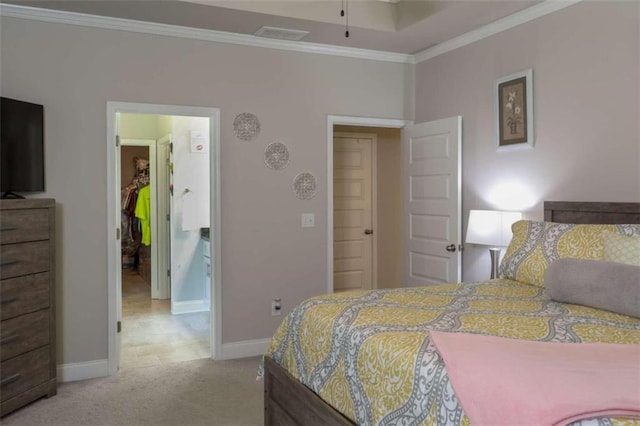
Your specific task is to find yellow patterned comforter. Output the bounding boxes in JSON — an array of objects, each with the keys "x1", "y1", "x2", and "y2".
[{"x1": 265, "y1": 279, "x2": 640, "y2": 426}]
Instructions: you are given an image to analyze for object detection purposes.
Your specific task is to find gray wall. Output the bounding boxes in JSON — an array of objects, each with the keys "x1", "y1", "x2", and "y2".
[
  {"x1": 0, "y1": 16, "x2": 411, "y2": 364},
  {"x1": 414, "y1": 1, "x2": 640, "y2": 282},
  {"x1": 3, "y1": 0, "x2": 637, "y2": 367}
]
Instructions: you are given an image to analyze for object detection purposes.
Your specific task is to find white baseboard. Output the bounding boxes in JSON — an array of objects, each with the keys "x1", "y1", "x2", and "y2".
[
  {"x1": 171, "y1": 299, "x2": 210, "y2": 315},
  {"x1": 57, "y1": 359, "x2": 109, "y2": 383},
  {"x1": 219, "y1": 338, "x2": 270, "y2": 360},
  {"x1": 57, "y1": 338, "x2": 271, "y2": 382},
  {"x1": 57, "y1": 339, "x2": 268, "y2": 380}
]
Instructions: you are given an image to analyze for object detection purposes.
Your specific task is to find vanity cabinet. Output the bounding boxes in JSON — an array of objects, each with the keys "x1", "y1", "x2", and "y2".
[{"x1": 0, "y1": 198, "x2": 56, "y2": 416}]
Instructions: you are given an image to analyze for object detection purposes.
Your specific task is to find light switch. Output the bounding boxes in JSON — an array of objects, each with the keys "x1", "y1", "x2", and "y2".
[{"x1": 301, "y1": 213, "x2": 315, "y2": 228}]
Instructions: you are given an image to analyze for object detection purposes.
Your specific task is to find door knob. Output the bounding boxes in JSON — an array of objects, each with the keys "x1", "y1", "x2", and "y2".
[
  {"x1": 446, "y1": 244, "x2": 456, "y2": 252},
  {"x1": 364, "y1": 229, "x2": 373, "y2": 235}
]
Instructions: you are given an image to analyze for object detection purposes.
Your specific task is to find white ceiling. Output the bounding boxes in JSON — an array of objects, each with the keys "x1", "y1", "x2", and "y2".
[{"x1": 4, "y1": 0, "x2": 542, "y2": 54}]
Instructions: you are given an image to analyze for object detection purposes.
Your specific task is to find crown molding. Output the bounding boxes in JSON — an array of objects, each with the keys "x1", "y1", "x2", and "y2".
[
  {"x1": 415, "y1": 0, "x2": 583, "y2": 63},
  {"x1": 0, "y1": 3, "x2": 414, "y2": 64},
  {"x1": 0, "y1": 1, "x2": 583, "y2": 65}
]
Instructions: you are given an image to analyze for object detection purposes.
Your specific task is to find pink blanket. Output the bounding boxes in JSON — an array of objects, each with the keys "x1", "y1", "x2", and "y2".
[{"x1": 429, "y1": 331, "x2": 640, "y2": 426}]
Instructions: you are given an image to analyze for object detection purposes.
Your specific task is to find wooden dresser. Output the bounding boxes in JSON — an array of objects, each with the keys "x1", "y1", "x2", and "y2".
[{"x1": 0, "y1": 198, "x2": 56, "y2": 416}]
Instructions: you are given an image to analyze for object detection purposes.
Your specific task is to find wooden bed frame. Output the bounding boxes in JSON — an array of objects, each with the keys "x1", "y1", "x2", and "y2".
[{"x1": 264, "y1": 201, "x2": 640, "y2": 426}]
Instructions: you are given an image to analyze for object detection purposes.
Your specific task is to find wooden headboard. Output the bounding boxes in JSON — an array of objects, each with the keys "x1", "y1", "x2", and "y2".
[{"x1": 544, "y1": 201, "x2": 640, "y2": 224}]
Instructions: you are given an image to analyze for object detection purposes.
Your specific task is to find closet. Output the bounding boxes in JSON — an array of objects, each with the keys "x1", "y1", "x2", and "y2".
[{"x1": 121, "y1": 147, "x2": 151, "y2": 286}]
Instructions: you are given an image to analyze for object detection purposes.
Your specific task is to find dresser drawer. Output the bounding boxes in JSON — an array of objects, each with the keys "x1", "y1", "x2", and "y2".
[
  {"x1": 0, "y1": 209, "x2": 50, "y2": 245},
  {"x1": 1, "y1": 310, "x2": 49, "y2": 362},
  {"x1": 0, "y1": 273, "x2": 50, "y2": 321},
  {"x1": 0, "y1": 346, "x2": 51, "y2": 402},
  {"x1": 0, "y1": 241, "x2": 50, "y2": 280}
]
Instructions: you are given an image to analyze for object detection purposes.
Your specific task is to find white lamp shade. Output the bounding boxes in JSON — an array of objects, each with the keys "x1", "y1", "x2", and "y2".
[{"x1": 466, "y1": 210, "x2": 522, "y2": 248}]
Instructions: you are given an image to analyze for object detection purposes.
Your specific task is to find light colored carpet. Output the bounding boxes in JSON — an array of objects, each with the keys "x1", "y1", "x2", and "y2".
[{"x1": 2, "y1": 356, "x2": 264, "y2": 426}]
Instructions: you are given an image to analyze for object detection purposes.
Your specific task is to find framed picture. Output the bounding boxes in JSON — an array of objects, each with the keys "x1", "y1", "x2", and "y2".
[{"x1": 496, "y1": 68, "x2": 534, "y2": 151}]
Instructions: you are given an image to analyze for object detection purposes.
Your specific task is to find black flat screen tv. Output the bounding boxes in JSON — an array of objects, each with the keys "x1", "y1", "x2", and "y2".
[{"x1": 1, "y1": 97, "x2": 45, "y2": 197}]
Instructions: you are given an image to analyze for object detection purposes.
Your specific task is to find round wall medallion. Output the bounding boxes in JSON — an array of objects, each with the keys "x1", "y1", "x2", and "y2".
[
  {"x1": 293, "y1": 172, "x2": 317, "y2": 200},
  {"x1": 233, "y1": 113, "x2": 260, "y2": 141},
  {"x1": 264, "y1": 142, "x2": 290, "y2": 170}
]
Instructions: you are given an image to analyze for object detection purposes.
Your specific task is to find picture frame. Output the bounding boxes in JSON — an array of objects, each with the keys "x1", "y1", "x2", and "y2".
[{"x1": 496, "y1": 68, "x2": 534, "y2": 151}]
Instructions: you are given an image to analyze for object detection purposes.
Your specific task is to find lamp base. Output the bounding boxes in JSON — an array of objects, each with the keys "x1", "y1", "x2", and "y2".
[{"x1": 489, "y1": 248, "x2": 501, "y2": 279}]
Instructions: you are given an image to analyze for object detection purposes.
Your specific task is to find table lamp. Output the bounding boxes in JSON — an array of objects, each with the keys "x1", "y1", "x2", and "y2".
[{"x1": 465, "y1": 210, "x2": 522, "y2": 279}]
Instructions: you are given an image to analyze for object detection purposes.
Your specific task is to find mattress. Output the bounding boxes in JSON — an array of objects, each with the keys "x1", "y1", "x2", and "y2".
[{"x1": 265, "y1": 279, "x2": 640, "y2": 426}]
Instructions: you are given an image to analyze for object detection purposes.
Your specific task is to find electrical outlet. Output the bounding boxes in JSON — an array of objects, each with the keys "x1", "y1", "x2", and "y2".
[{"x1": 271, "y1": 298, "x2": 282, "y2": 316}]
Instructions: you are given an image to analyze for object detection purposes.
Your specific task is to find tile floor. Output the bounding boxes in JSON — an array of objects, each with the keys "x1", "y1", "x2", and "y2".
[{"x1": 120, "y1": 268, "x2": 210, "y2": 370}]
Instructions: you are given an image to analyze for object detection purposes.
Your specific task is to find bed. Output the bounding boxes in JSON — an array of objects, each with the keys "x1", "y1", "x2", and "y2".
[{"x1": 263, "y1": 201, "x2": 640, "y2": 426}]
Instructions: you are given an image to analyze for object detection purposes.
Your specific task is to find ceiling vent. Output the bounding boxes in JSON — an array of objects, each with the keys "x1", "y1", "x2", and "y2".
[{"x1": 254, "y1": 26, "x2": 309, "y2": 41}]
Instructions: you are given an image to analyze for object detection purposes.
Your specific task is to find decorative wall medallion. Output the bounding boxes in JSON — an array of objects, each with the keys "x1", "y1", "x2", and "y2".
[
  {"x1": 233, "y1": 113, "x2": 260, "y2": 141},
  {"x1": 293, "y1": 172, "x2": 317, "y2": 200},
  {"x1": 264, "y1": 142, "x2": 290, "y2": 170}
]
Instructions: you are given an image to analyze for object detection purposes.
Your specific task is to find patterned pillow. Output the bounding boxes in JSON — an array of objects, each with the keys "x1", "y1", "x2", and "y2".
[
  {"x1": 499, "y1": 220, "x2": 640, "y2": 287},
  {"x1": 602, "y1": 231, "x2": 640, "y2": 266}
]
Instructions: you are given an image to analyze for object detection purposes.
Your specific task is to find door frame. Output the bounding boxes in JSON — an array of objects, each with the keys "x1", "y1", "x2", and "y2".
[
  {"x1": 326, "y1": 115, "x2": 412, "y2": 294},
  {"x1": 156, "y1": 134, "x2": 172, "y2": 300},
  {"x1": 120, "y1": 138, "x2": 161, "y2": 299},
  {"x1": 107, "y1": 102, "x2": 222, "y2": 375}
]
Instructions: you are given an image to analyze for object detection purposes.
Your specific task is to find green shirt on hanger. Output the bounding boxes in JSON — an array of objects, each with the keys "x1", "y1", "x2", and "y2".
[{"x1": 135, "y1": 185, "x2": 151, "y2": 246}]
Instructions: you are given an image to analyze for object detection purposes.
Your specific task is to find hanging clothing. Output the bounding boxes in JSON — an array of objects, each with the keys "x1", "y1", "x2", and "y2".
[
  {"x1": 121, "y1": 184, "x2": 136, "y2": 210},
  {"x1": 121, "y1": 156, "x2": 150, "y2": 269},
  {"x1": 135, "y1": 185, "x2": 151, "y2": 246},
  {"x1": 121, "y1": 185, "x2": 141, "y2": 256},
  {"x1": 134, "y1": 158, "x2": 150, "y2": 188}
]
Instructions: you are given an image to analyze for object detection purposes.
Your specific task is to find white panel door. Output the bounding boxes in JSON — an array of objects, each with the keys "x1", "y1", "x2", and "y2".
[
  {"x1": 333, "y1": 134, "x2": 373, "y2": 292},
  {"x1": 156, "y1": 135, "x2": 172, "y2": 299},
  {"x1": 403, "y1": 117, "x2": 461, "y2": 286}
]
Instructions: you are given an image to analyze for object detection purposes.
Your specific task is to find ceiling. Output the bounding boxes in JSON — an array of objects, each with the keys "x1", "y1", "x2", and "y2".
[{"x1": 3, "y1": 0, "x2": 542, "y2": 54}]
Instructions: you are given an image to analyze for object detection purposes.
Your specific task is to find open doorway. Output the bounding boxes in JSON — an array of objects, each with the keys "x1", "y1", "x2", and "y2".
[
  {"x1": 328, "y1": 115, "x2": 463, "y2": 294},
  {"x1": 332, "y1": 125, "x2": 404, "y2": 292},
  {"x1": 327, "y1": 116, "x2": 409, "y2": 294},
  {"x1": 107, "y1": 103, "x2": 222, "y2": 375},
  {"x1": 118, "y1": 113, "x2": 212, "y2": 369}
]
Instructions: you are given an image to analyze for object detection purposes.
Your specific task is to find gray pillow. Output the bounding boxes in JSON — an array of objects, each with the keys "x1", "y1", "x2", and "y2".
[{"x1": 545, "y1": 258, "x2": 640, "y2": 318}]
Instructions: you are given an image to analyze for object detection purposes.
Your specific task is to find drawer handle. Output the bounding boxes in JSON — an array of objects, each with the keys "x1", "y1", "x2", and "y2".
[
  {"x1": 0, "y1": 226, "x2": 17, "y2": 232},
  {"x1": 0, "y1": 259, "x2": 18, "y2": 266},
  {"x1": 0, "y1": 335, "x2": 19, "y2": 345},
  {"x1": 0, "y1": 296, "x2": 17, "y2": 305},
  {"x1": 0, "y1": 374, "x2": 21, "y2": 387}
]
